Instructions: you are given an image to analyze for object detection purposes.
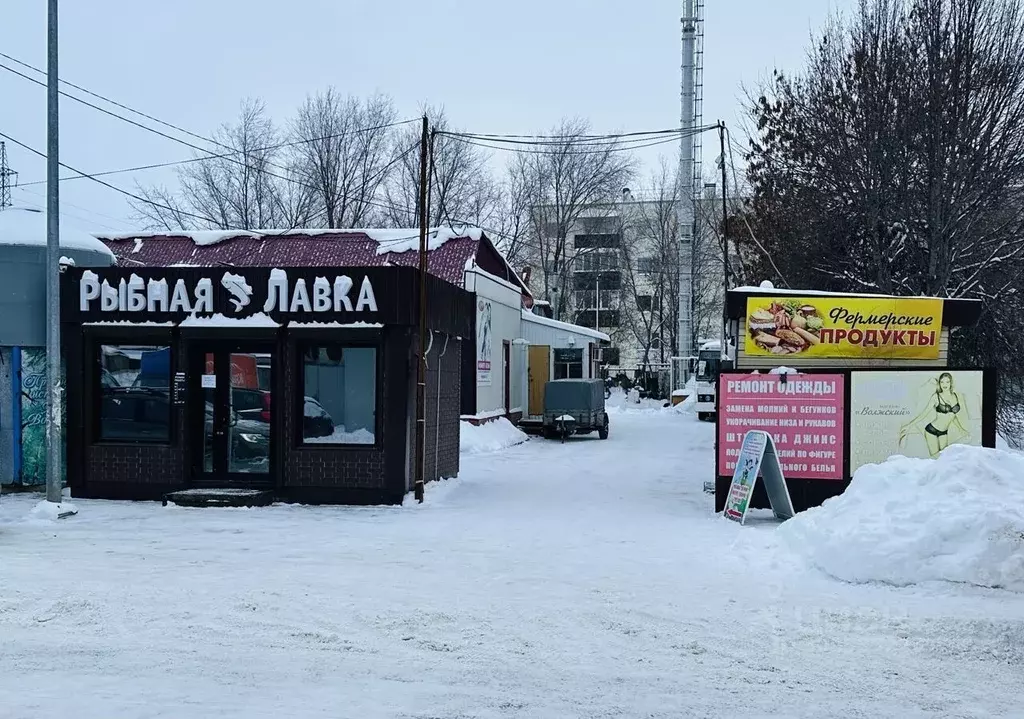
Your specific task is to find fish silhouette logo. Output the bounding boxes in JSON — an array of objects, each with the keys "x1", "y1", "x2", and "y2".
[{"x1": 221, "y1": 272, "x2": 253, "y2": 312}]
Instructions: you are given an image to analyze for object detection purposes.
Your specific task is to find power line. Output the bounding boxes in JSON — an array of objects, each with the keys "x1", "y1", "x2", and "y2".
[
  {"x1": 0, "y1": 51, "x2": 419, "y2": 160},
  {"x1": 1, "y1": 56, "x2": 417, "y2": 190},
  {"x1": 439, "y1": 125, "x2": 718, "y2": 148},
  {"x1": 0, "y1": 130, "x2": 220, "y2": 225},
  {"x1": 15, "y1": 184, "x2": 123, "y2": 229},
  {"x1": 18, "y1": 114, "x2": 418, "y2": 188},
  {"x1": 443, "y1": 133, "x2": 700, "y2": 156}
]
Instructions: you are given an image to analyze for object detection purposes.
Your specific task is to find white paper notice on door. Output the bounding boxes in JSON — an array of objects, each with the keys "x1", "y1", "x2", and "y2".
[{"x1": 201, "y1": 374, "x2": 217, "y2": 389}]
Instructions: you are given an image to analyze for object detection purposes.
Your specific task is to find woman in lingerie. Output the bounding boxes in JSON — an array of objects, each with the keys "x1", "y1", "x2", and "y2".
[{"x1": 898, "y1": 372, "x2": 970, "y2": 457}]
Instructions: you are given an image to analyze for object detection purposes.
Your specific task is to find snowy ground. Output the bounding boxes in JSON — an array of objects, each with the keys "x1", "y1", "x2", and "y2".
[{"x1": 2, "y1": 408, "x2": 1023, "y2": 718}]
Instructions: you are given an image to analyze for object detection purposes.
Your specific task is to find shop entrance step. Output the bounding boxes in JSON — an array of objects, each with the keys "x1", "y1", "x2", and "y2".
[{"x1": 163, "y1": 488, "x2": 273, "y2": 508}]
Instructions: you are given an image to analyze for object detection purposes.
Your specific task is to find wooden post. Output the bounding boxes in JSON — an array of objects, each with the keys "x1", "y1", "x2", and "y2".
[{"x1": 414, "y1": 116, "x2": 429, "y2": 503}]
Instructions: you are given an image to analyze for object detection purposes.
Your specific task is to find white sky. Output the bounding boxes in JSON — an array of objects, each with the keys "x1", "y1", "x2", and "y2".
[{"x1": 1, "y1": 0, "x2": 854, "y2": 232}]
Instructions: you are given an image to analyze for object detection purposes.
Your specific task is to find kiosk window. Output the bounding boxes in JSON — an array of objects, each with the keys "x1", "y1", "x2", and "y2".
[
  {"x1": 554, "y1": 347, "x2": 584, "y2": 380},
  {"x1": 98, "y1": 345, "x2": 172, "y2": 442},
  {"x1": 301, "y1": 345, "x2": 377, "y2": 445}
]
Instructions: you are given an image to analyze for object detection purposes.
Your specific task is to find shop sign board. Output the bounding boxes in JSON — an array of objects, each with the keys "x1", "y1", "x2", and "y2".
[
  {"x1": 718, "y1": 373, "x2": 845, "y2": 480},
  {"x1": 723, "y1": 430, "x2": 795, "y2": 524},
  {"x1": 744, "y1": 296, "x2": 943, "y2": 360},
  {"x1": 849, "y1": 370, "x2": 985, "y2": 474}
]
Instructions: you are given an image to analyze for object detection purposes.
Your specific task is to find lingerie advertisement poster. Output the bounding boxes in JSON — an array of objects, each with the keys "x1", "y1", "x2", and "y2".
[{"x1": 849, "y1": 370, "x2": 984, "y2": 473}]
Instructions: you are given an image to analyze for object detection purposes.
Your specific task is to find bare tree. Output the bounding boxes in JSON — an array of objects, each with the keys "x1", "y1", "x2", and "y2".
[
  {"x1": 745, "y1": 0, "x2": 1024, "y2": 434},
  {"x1": 515, "y1": 118, "x2": 636, "y2": 321},
  {"x1": 291, "y1": 90, "x2": 398, "y2": 228},
  {"x1": 382, "y1": 107, "x2": 498, "y2": 229},
  {"x1": 131, "y1": 99, "x2": 295, "y2": 230},
  {"x1": 619, "y1": 162, "x2": 681, "y2": 366}
]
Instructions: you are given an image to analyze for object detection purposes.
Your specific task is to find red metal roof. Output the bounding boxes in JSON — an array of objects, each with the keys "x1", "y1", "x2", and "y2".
[{"x1": 96, "y1": 229, "x2": 531, "y2": 300}]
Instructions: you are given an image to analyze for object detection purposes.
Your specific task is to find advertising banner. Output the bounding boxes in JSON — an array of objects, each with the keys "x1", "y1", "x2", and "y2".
[
  {"x1": 723, "y1": 431, "x2": 766, "y2": 523},
  {"x1": 723, "y1": 430, "x2": 795, "y2": 524},
  {"x1": 744, "y1": 296, "x2": 943, "y2": 360},
  {"x1": 719, "y1": 373, "x2": 845, "y2": 480},
  {"x1": 476, "y1": 298, "x2": 492, "y2": 386},
  {"x1": 849, "y1": 370, "x2": 984, "y2": 473}
]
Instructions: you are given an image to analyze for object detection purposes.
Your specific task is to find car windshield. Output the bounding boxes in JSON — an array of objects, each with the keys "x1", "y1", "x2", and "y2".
[{"x1": 696, "y1": 352, "x2": 719, "y2": 380}]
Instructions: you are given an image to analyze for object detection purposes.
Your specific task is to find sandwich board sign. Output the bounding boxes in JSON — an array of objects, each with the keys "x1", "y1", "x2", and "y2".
[{"x1": 723, "y1": 430, "x2": 796, "y2": 524}]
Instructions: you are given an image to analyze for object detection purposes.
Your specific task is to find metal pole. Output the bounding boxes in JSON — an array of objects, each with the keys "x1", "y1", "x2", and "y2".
[
  {"x1": 45, "y1": 0, "x2": 63, "y2": 505},
  {"x1": 677, "y1": 0, "x2": 697, "y2": 366},
  {"x1": 595, "y1": 274, "x2": 600, "y2": 330},
  {"x1": 719, "y1": 122, "x2": 729, "y2": 358},
  {"x1": 413, "y1": 116, "x2": 429, "y2": 503}
]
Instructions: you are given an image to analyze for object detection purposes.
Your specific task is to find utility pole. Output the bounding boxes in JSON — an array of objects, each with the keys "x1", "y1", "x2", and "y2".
[
  {"x1": 677, "y1": 0, "x2": 698, "y2": 365},
  {"x1": 719, "y1": 122, "x2": 729, "y2": 357},
  {"x1": 0, "y1": 142, "x2": 17, "y2": 208},
  {"x1": 45, "y1": 0, "x2": 68, "y2": 510},
  {"x1": 414, "y1": 115, "x2": 429, "y2": 504}
]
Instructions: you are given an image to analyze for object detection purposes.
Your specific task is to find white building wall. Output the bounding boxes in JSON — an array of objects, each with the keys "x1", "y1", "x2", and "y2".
[
  {"x1": 464, "y1": 267, "x2": 525, "y2": 417},
  {"x1": 520, "y1": 311, "x2": 609, "y2": 380}
]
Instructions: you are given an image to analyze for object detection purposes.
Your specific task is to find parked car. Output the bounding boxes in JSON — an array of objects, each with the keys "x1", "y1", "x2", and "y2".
[
  {"x1": 303, "y1": 397, "x2": 335, "y2": 439},
  {"x1": 99, "y1": 387, "x2": 171, "y2": 441},
  {"x1": 542, "y1": 379, "x2": 610, "y2": 442}
]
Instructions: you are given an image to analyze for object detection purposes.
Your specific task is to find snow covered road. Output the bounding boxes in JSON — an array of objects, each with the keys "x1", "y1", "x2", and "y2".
[{"x1": 2, "y1": 407, "x2": 1022, "y2": 718}]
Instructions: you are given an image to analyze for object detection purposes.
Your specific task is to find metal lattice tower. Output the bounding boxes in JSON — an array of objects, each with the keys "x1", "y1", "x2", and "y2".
[
  {"x1": 0, "y1": 141, "x2": 17, "y2": 209},
  {"x1": 677, "y1": 0, "x2": 703, "y2": 361}
]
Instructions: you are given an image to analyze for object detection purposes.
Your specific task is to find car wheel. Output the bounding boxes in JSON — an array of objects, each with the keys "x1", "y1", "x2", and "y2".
[{"x1": 598, "y1": 419, "x2": 609, "y2": 440}]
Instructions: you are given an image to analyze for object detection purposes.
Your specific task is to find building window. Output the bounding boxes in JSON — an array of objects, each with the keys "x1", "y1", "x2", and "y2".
[
  {"x1": 98, "y1": 344, "x2": 172, "y2": 442},
  {"x1": 573, "y1": 271, "x2": 622, "y2": 291},
  {"x1": 553, "y1": 347, "x2": 584, "y2": 379},
  {"x1": 637, "y1": 295, "x2": 661, "y2": 312},
  {"x1": 573, "y1": 233, "x2": 621, "y2": 249},
  {"x1": 575, "y1": 250, "x2": 620, "y2": 271},
  {"x1": 301, "y1": 345, "x2": 377, "y2": 445},
  {"x1": 575, "y1": 288, "x2": 619, "y2": 309},
  {"x1": 603, "y1": 347, "x2": 621, "y2": 365},
  {"x1": 575, "y1": 310, "x2": 620, "y2": 328},
  {"x1": 638, "y1": 256, "x2": 658, "y2": 274}
]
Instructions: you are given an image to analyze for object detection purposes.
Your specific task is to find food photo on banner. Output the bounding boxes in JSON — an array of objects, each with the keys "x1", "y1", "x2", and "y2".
[
  {"x1": 744, "y1": 296, "x2": 942, "y2": 360},
  {"x1": 718, "y1": 373, "x2": 846, "y2": 480},
  {"x1": 849, "y1": 370, "x2": 986, "y2": 473}
]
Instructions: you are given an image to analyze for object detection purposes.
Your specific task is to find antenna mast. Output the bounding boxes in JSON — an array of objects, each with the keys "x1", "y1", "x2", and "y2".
[
  {"x1": 677, "y1": 0, "x2": 703, "y2": 360},
  {"x1": 0, "y1": 141, "x2": 17, "y2": 209}
]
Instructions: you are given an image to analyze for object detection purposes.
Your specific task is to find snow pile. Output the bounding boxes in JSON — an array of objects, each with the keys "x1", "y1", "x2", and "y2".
[
  {"x1": 769, "y1": 366, "x2": 799, "y2": 375},
  {"x1": 779, "y1": 445, "x2": 1024, "y2": 591},
  {"x1": 671, "y1": 391, "x2": 698, "y2": 414},
  {"x1": 606, "y1": 387, "x2": 667, "y2": 414},
  {"x1": 305, "y1": 427, "x2": 375, "y2": 445},
  {"x1": 28, "y1": 499, "x2": 79, "y2": 521},
  {"x1": 459, "y1": 417, "x2": 528, "y2": 454}
]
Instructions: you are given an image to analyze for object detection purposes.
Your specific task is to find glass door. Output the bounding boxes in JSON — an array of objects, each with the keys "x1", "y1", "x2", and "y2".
[{"x1": 193, "y1": 344, "x2": 273, "y2": 485}]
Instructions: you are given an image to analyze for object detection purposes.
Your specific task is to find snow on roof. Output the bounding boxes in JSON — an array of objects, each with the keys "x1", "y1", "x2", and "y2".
[
  {"x1": 179, "y1": 312, "x2": 280, "y2": 328},
  {"x1": 521, "y1": 309, "x2": 610, "y2": 342},
  {"x1": 95, "y1": 225, "x2": 485, "y2": 255},
  {"x1": 699, "y1": 340, "x2": 721, "y2": 351},
  {"x1": 730, "y1": 285, "x2": 979, "y2": 303},
  {"x1": 0, "y1": 207, "x2": 115, "y2": 257}
]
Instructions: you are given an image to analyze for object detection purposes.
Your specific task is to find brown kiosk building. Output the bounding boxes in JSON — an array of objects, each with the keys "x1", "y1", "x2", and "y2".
[{"x1": 61, "y1": 265, "x2": 472, "y2": 505}]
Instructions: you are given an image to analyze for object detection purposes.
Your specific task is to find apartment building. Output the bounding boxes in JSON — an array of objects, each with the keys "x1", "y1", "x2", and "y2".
[{"x1": 525, "y1": 189, "x2": 726, "y2": 375}]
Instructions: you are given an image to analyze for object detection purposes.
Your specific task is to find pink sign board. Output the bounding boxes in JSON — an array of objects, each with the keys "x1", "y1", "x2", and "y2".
[{"x1": 718, "y1": 373, "x2": 846, "y2": 480}]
